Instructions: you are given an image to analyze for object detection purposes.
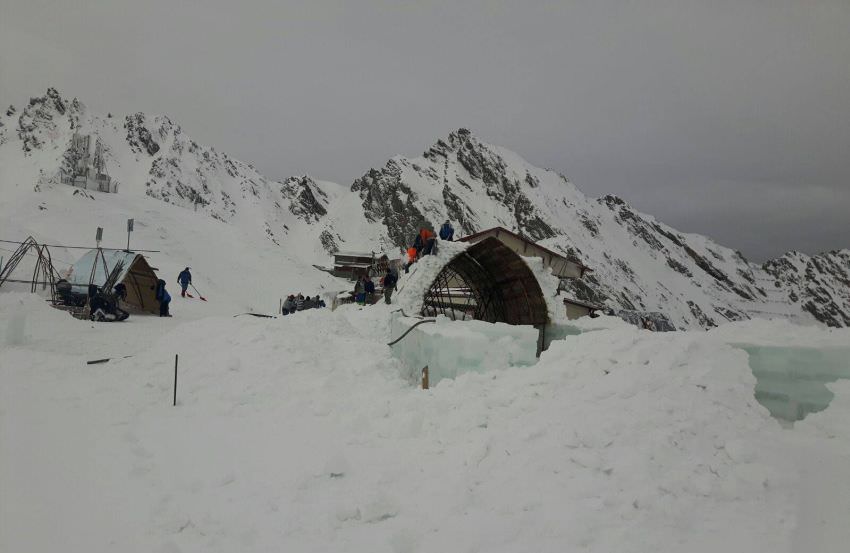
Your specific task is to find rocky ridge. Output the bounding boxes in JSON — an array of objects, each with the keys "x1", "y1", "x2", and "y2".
[{"x1": 1, "y1": 89, "x2": 847, "y2": 329}]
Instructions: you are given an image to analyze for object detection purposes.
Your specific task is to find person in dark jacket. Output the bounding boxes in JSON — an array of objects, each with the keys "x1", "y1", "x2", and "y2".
[
  {"x1": 282, "y1": 295, "x2": 296, "y2": 315},
  {"x1": 382, "y1": 269, "x2": 398, "y2": 304},
  {"x1": 354, "y1": 277, "x2": 367, "y2": 305},
  {"x1": 88, "y1": 284, "x2": 106, "y2": 320},
  {"x1": 314, "y1": 295, "x2": 325, "y2": 308},
  {"x1": 155, "y1": 279, "x2": 172, "y2": 317},
  {"x1": 295, "y1": 293, "x2": 305, "y2": 311},
  {"x1": 364, "y1": 277, "x2": 375, "y2": 302},
  {"x1": 177, "y1": 267, "x2": 192, "y2": 297},
  {"x1": 412, "y1": 233, "x2": 424, "y2": 256},
  {"x1": 439, "y1": 220, "x2": 454, "y2": 241}
]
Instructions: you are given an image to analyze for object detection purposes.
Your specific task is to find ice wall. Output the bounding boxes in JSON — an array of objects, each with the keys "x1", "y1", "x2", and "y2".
[
  {"x1": 736, "y1": 344, "x2": 850, "y2": 423},
  {"x1": 542, "y1": 322, "x2": 583, "y2": 350},
  {"x1": 390, "y1": 313, "x2": 540, "y2": 386}
]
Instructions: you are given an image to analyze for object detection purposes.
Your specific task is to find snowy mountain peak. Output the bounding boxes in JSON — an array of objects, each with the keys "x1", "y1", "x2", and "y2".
[
  {"x1": 280, "y1": 175, "x2": 329, "y2": 223},
  {"x1": 124, "y1": 112, "x2": 165, "y2": 156},
  {"x1": 14, "y1": 88, "x2": 83, "y2": 153},
  {"x1": 1, "y1": 90, "x2": 848, "y2": 329}
]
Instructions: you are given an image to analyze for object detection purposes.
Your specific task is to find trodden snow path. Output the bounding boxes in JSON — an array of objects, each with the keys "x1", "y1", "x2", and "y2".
[{"x1": 2, "y1": 294, "x2": 850, "y2": 552}]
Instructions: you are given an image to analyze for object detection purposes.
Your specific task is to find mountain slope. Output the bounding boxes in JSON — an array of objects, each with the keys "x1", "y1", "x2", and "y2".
[
  {"x1": 1, "y1": 88, "x2": 364, "y2": 263},
  {"x1": 346, "y1": 128, "x2": 849, "y2": 328},
  {"x1": 2, "y1": 90, "x2": 847, "y2": 328}
]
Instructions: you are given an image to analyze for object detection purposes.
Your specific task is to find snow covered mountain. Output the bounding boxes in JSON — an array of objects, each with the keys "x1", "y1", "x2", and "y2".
[
  {"x1": 2, "y1": 88, "x2": 848, "y2": 328},
  {"x1": 346, "y1": 129, "x2": 850, "y2": 329},
  {"x1": 764, "y1": 250, "x2": 850, "y2": 327},
  {"x1": 1, "y1": 88, "x2": 349, "y2": 255}
]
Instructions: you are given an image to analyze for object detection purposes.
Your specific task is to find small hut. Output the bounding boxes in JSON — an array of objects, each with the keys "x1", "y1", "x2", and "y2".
[
  {"x1": 66, "y1": 250, "x2": 160, "y2": 313},
  {"x1": 331, "y1": 251, "x2": 374, "y2": 280}
]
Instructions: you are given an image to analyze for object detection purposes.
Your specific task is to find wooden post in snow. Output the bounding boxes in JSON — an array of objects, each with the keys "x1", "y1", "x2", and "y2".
[
  {"x1": 173, "y1": 354, "x2": 178, "y2": 406},
  {"x1": 421, "y1": 365, "x2": 429, "y2": 390}
]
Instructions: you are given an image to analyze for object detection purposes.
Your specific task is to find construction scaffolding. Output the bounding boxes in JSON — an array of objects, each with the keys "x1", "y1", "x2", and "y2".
[{"x1": 421, "y1": 236, "x2": 549, "y2": 326}]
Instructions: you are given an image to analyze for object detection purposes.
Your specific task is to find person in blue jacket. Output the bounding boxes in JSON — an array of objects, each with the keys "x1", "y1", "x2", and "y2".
[
  {"x1": 155, "y1": 279, "x2": 172, "y2": 317},
  {"x1": 439, "y1": 220, "x2": 454, "y2": 241},
  {"x1": 177, "y1": 267, "x2": 192, "y2": 297}
]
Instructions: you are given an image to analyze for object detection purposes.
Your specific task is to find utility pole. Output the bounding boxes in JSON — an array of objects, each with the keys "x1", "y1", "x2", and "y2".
[{"x1": 126, "y1": 218, "x2": 134, "y2": 252}]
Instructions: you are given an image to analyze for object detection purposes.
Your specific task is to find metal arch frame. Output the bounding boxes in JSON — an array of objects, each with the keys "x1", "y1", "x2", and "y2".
[
  {"x1": 421, "y1": 253, "x2": 508, "y2": 323},
  {"x1": 0, "y1": 236, "x2": 60, "y2": 302},
  {"x1": 419, "y1": 237, "x2": 549, "y2": 326}
]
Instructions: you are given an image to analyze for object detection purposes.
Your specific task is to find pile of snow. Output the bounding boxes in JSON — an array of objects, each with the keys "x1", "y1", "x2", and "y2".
[
  {"x1": 4, "y1": 295, "x2": 850, "y2": 551},
  {"x1": 390, "y1": 241, "x2": 470, "y2": 316},
  {"x1": 1, "y1": 292, "x2": 78, "y2": 347},
  {"x1": 521, "y1": 253, "x2": 562, "y2": 320}
]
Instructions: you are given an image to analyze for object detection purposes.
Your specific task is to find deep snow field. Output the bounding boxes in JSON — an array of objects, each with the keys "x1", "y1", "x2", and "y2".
[{"x1": 2, "y1": 288, "x2": 850, "y2": 552}]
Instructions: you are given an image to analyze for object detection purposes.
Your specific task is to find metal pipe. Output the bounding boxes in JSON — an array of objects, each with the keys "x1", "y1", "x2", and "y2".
[{"x1": 386, "y1": 319, "x2": 435, "y2": 347}]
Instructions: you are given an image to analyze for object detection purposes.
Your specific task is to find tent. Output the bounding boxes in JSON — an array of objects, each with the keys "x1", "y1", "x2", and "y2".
[{"x1": 66, "y1": 249, "x2": 160, "y2": 314}]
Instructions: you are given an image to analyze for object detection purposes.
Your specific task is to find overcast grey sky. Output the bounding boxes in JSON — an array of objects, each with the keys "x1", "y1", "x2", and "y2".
[{"x1": 2, "y1": 0, "x2": 848, "y2": 260}]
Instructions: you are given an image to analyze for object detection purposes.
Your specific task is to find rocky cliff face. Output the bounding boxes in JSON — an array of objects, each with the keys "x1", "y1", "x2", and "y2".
[
  {"x1": 351, "y1": 129, "x2": 560, "y2": 249},
  {"x1": 2, "y1": 89, "x2": 847, "y2": 329},
  {"x1": 764, "y1": 250, "x2": 850, "y2": 327}
]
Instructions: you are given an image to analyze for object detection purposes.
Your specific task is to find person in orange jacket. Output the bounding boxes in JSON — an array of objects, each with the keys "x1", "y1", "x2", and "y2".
[
  {"x1": 420, "y1": 227, "x2": 436, "y2": 256},
  {"x1": 405, "y1": 247, "x2": 418, "y2": 273}
]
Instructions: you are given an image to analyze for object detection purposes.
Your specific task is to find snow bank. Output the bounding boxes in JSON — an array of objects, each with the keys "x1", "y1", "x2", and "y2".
[
  {"x1": 0, "y1": 292, "x2": 76, "y2": 347},
  {"x1": 391, "y1": 240, "x2": 470, "y2": 316},
  {"x1": 390, "y1": 313, "x2": 539, "y2": 385},
  {"x1": 709, "y1": 317, "x2": 850, "y2": 348},
  {"x1": 4, "y1": 294, "x2": 850, "y2": 551},
  {"x1": 522, "y1": 253, "x2": 561, "y2": 320}
]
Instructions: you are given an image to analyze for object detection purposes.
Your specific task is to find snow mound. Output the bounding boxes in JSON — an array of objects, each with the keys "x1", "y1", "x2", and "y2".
[
  {"x1": 3, "y1": 298, "x2": 850, "y2": 551},
  {"x1": 0, "y1": 292, "x2": 76, "y2": 347},
  {"x1": 391, "y1": 241, "x2": 470, "y2": 316}
]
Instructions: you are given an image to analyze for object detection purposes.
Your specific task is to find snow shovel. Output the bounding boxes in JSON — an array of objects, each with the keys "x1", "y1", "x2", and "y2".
[{"x1": 190, "y1": 283, "x2": 207, "y2": 301}]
